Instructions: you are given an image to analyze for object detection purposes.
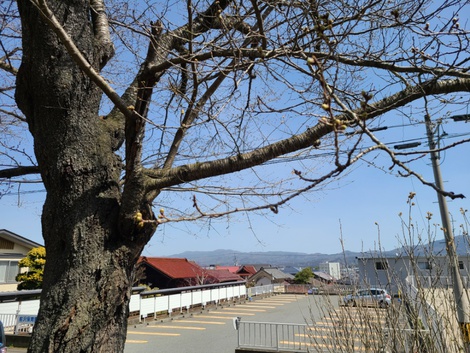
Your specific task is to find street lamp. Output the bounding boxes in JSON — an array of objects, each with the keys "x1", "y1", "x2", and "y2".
[
  {"x1": 393, "y1": 142, "x2": 421, "y2": 150},
  {"x1": 451, "y1": 114, "x2": 470, "y2": 122}
]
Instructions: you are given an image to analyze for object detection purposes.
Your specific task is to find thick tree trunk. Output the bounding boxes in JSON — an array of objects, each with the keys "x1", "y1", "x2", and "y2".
[{"x1": 15, "y1": 1, "x2": 144, "y2": 352}]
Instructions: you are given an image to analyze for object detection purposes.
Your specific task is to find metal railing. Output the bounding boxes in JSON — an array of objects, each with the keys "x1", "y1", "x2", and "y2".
[
  {"x1": 247, "y1": 284, "x2": 276, "y2": 297},
  {"x1": 0, "y1": 314, "x2": 17, "y2": 332},
  {"x1": 236, "y1": 320, "x2": 432, "y2": 353},
  {"x1": 237, "y1": 320, "x2": 310, "y2": 352}
]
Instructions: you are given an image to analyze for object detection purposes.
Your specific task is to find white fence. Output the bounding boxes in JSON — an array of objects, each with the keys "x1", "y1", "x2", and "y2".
[
  {"x1": 0, "y1": 282, "x2": 276, "y2": 333},
  {"x1": 134, "y1": 282, "x2": 253, "y2": 319}
]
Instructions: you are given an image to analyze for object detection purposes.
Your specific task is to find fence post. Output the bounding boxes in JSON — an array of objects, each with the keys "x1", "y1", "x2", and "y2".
[{"x1": 275, "y1": 323, "x2": 279, "y2": 352}]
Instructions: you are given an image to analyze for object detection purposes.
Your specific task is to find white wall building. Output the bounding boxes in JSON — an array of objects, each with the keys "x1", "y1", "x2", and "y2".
[
  {"x1": 0, "y1": 229, "x2": 43, "y2": 291},
  {"x1": 357, "y1": 254, "x2": 470, "y2": 295},
  {"x1": 319, "y1": 262, "x2": 341, "y2": 280}
]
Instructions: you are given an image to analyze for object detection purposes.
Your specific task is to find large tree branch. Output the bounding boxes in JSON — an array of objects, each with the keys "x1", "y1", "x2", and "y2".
[
  {"x1": 89, "y1": 0, "x2": 115, "y2": 67},
  {"x1": 0, "y1": 166, "x2": 40, "y2": 179},
  {"x1": 143, "y1": 76, "x2": 470, "y2": 193},
  {"x1": 162, "y1": 6, "x2": 274, "y2": 171},
  {"x1": 119, "y1": 0, "x2": 241, "y2": 215},
  {"x1": 144, "y1": 47, "x2": 470, "y2": 80},
  {"x1": 144, "y1": 122, "x2": 332, "y2": 192}
]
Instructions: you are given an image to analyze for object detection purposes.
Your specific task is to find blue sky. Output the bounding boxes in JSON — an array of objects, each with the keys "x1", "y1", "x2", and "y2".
[
  {"x1": 2, "y1": 117, "x2": 469, "y2": 257},
  {"x1": 2, "y1": 0, "x2": 470, "y2": 259}
]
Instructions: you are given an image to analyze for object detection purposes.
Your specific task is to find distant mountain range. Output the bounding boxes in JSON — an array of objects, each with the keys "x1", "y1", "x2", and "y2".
[
  {"x1": 168, "y1": 235, "x2": 470, "y2": 267},
  {"x1": 168, "y1": 249, "x2": 362, "y2": 267}
]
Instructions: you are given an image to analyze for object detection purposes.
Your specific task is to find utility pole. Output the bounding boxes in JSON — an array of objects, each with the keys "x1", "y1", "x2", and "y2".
[{"x1": 424, "y1": 114, "x2": 470, "y2": 352}]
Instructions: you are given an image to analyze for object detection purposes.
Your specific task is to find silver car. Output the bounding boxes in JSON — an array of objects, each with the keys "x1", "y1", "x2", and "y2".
[{"x1": 343, "y1": 288, "x2": 392, "y2": 308}]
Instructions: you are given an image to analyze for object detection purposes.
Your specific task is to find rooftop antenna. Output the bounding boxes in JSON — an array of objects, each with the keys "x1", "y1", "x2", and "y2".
[{"x1": 233, "y1": 254, "x2": 239, "y2": 266}]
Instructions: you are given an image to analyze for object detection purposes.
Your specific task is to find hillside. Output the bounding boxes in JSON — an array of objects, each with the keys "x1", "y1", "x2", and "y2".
[
  {"x1": 167, "y1": 249, "x2": 361, "y2": 267},
  {"x1": 167, "y1": 235, "x2": 470, "y2": 267}
]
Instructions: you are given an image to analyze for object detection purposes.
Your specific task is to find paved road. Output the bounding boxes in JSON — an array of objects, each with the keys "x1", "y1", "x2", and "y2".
[
  {"x1": 6, "y1": 294, "x2": 340, "y2": 353},
  {"x1": 124, "y1": 294, "x2": 339, "y2": 353}
]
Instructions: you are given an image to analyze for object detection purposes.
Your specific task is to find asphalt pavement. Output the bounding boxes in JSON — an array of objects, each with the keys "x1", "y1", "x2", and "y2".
[
  {"x1": 6, "y1": 293, "x2": 338, "y2": 353},
  {"x1": 124, "y1": 293, "x2": 338, "y2": 353}
]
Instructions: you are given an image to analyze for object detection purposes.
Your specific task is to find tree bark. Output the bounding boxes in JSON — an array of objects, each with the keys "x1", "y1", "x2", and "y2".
[
  {"x1": 15, "y1": 1, "x2": 145, "y2": 352},
  {"x1": 12, "y1": 0, "x2": 470, "y2": 352}
]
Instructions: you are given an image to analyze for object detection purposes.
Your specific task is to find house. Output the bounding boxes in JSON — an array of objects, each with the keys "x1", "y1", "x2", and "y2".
[
  {"x1": 248, "y1": 267, "x2": 294, "y2": 286},
  {"x1": 0, "y1": 229, "x2": 43, "y2": 292},
  {"x1": 137, "y1": 257, "x2": 205, "y2": 289},
  {"x1": 204, "y1": 269, "x2": 243, "y2": 283},
  {"x1": 281, "y1": 266, "x2": 302, "y2": 276},
  {"x1": 137, "y1": 257, "x2": 243, "y2": 289},
  {"x1": 214, "y1": 265, "x2": 240, "y2": 274},
  {"x1": 312, "y1": 271, "x2": 335, "y2": 284},
  {"x1": 236, "y1": 264, "x2": 269, "y2": 280}
]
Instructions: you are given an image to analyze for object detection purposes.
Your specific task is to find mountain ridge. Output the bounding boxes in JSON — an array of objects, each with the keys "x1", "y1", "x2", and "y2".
[
  {"x1": 166, "y1": 248, "x2": 361, "y2": 267},
  {"x1": 165, "y1": 235, "x2": 470, "y2": 267}
]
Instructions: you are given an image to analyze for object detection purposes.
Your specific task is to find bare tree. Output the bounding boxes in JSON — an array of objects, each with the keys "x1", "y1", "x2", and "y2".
[{"x1": 0, "y1": 0, "x2": 469, "y2": 352}]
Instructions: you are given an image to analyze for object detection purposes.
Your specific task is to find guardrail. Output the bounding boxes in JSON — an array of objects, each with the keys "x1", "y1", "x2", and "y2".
[
  {"x1": 236, "y1": 320, "x2": 431, "y2": 353},
  {"x1": 237, "y1": 320, "x2": 310, "y2": 352}
]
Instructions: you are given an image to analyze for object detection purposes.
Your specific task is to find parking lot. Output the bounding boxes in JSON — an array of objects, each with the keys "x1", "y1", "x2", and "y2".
[
  {"x1": 7, "y1": 294, "x2": 397, "y2": 353},
  {"x1": 124, "y1": 294, "x2": 332, "y2": 353}
]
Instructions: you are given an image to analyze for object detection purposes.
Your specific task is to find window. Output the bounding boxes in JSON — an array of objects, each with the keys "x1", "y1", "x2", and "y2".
[
  {"x1": 0, "y1": 260, "x2": 19, "y2": 283},
  {"x1": 460, "y1": 261, "x2": 465, "y2": 270},
  {"x1": 418, "y1": 261, "x2": 431, "y2": 270},
  {"x1": 375, "y1": 261, "x2": 388, "y2": 270}
]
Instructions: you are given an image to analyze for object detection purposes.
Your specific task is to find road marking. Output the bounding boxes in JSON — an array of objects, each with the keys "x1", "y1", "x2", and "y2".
[
  {"x1": 127, "y1": 331, "x2": 180, "y2": 336},
  {"x1": 303, "y1": 333, "x2": 382, "y2": 344},
  {"x1": 177, "y1": 320, "x2": 226, "y2": 325},
  {"x1": 152, "y1": 325, "x2": 206, "y2": 330},
  {"x1": 263, "y1": 298, "x2": 296, "y2": 302},
  {"x1": 220, "y1": 307, "x2": 266, "y2": 312},
  {"x1": 206, "y1": 312, "x2": 256, "y2": 316},
  {"x1": 279, "y1": 341, "x2": 371, "y2": 351},
  {"x1": 125, "y1": 339, "x2": 148, "y2": 344},
  {"x1": 198, "y1": 315, "x2": 239, "y2": 319},
  {"x1": 250, "y1": 301, "x2": 285, "y2": 305}
]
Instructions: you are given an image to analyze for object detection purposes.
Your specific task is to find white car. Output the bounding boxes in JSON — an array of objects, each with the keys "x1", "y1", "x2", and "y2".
[{"x1": 343, "y1": 288, "x2": 392, "y2": 308}]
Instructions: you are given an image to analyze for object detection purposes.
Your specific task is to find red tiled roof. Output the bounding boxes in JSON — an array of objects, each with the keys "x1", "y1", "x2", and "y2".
[
  {"x1": 206, "y1": 269, "x2": 243, "y2": 282},
  {"x1": 215, "y1": 266, "x2": 240, "y2": 273},
  {"x1": 237, "y1": 265, "x2": 257, "y2": 275},
  {"x1": 140, "y1": 257, "x2": 203, "y2": 279}
]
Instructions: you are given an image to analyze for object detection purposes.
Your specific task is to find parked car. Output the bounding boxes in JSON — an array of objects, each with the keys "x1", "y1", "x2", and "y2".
[
  {"x1": 343, "y1": 288, "x2": 391, "y2": 308},
  {"x1": 0, "y1": 320, "x2": 6, "y2": 353},
  {"x1": 307, "y1": 287, "x2": 319, "y2": 295}
]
